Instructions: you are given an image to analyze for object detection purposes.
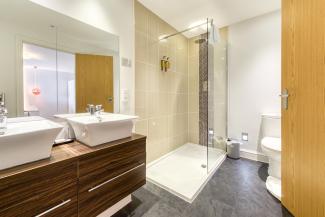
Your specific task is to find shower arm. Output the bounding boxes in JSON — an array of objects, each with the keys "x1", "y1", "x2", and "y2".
[{"x1": 159, "y1": 19, "x2": 213, "y2": 41}]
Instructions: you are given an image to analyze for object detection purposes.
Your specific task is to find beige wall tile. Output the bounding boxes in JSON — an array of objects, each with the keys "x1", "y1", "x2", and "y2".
[
  {"x1": 189, "y1": 115, "x2": 199, "y2": 142},
  {"x1": 147, "y1": 64, "x2": 159, "y2": 92},
  {"x1": 135, "y1": 1, "x2": 192, "y2": 163},
  {"x1": 189, "y1": 130, "x2": 199, "y2": 144},
  {"x1": 189, "y1": 112, "x2": 199, "y2": 132},
  {"x1": 148, "y1": 37, "x2": 159, "y2": 66},
  {"x1": 169, "y1": 135, "x2": 184, "y2": 151},
  {"x1": 135, "y1": 31, "x2": 148, "y2": 62},
  {"x1": 146, "y1": 138, "x2": 169, "y2": 162},
  {"x1": 189, "y1": 56, "x2": 199, "y2": 76},
  {"x1": 135, "y1": 90, "x2": 147, "y2": 120},
  {"x1": 176, "y1": 93, "x2": 188, "y2": 114},
  {"x1": 147, "y1": 92, "x2": 159, "y2": 118},
  {"x1": 178, "y1": 73, "x2": 188, "y2": 93},
  {"x1": 176, "y1": 50, "x2": 188, "y2": 74},
  {"x1": 189, "y1": 94, "x2": 199, "y2": 113},
  {"x1": 158, "y1": 20, "x2": 174, "y2": 37},
  {"x1": 135, "y1": 120, "x2": 148, "y2": 136},
  {"x1": 147, "y1": 117, "x2": 168, "y2": 143},
  {"x1": 189, "y1": 74, "x2": 199, "y2": 94},
  {"x1": 189, "y1": 37, "x2": 199, "y2": 57},
  {"x1": 168, "y1": 114, "x2": 188, "y2": 137},
  {"x1": 159, "y1": 92, "x2": 169, "y2": 116},
  {"x1": 148, "y1": 14, "x2": 159, "y2": 39},
  {"x1": 158, "y1": 70, "x2": 170, "y2": 93},
  {"x1": 135, "y1": 1, "x2": 148, "y2": 34},
  {"x1": 135, "y1": 61, "x2": 147, "y2": 91}
]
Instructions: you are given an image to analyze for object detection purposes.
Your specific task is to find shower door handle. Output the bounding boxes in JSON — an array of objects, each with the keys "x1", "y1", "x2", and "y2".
[{"x1": 279, "y1": 89, "x2": 289, "y2": 110}]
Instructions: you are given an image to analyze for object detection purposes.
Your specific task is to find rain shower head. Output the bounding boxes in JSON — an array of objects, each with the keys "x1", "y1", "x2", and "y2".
[{"x1": 194, "y1": 38, "x2": 207, "y2": 44}]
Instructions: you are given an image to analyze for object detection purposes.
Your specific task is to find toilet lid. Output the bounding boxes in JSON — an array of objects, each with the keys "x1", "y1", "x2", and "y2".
[{"x1": 261, "y1": 137, "x2": 281, "y2": 152}]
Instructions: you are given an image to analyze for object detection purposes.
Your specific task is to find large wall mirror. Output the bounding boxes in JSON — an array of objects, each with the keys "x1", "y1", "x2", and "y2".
[{"x1": 0, "y1": 0, "x2": 120, "y2": 118}]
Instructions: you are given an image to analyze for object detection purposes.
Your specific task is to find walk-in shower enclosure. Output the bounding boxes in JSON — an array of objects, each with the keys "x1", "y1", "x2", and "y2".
[{"x1": 134, "y1": 1, "x2": 228, "y2": 202}]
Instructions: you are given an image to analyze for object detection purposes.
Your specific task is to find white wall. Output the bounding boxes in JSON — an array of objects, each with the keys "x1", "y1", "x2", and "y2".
[
  {"x1": 30, "y1": 0, "x2": 135, "y2": 115},
  {"x1": 228, "y1": 11, "x2": 281, "y2": 154}
]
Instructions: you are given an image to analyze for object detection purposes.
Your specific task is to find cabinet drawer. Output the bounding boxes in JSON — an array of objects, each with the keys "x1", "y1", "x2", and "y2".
[
  {"x1": 0, "y1": 183, "x2": 78, "y2": 217},
  {"x1": 79, "y1": 163, "x2": 146, "y2": 217},
  {"x1": 0, "y1": 161, "x2": 78, "y2": 213},
  {"x1": 79, "y1": 152, "x2": 145, "y2": 193},
  {"x1": 78, "y1": 139, "x2": 146, "y2": 178}
]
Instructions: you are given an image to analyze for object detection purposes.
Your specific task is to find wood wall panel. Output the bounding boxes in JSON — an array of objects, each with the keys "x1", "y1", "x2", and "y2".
[
  {"x1": 282, "y1": 0, "x2": 325, "y2": 216},
  {"x1": 76, "y1": 54, "x2": 114, "y2": 113}
]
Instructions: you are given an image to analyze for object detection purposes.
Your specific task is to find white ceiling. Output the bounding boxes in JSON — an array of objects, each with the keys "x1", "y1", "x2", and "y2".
[
  {"x1": 0, "y1": 0, "x2": 119, "y2": 53},
  {"x1": 138, "y1": 0, "x2": 281, "y2": 38}
]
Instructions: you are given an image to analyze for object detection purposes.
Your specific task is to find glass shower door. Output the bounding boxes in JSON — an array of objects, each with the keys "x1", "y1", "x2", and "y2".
[{"x1": 207, "y1": 23, "x2": 228, "y2": 172}]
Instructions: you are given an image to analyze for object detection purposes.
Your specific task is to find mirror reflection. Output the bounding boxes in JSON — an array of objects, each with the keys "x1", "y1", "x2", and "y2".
[{"x1": 0, "y1": 0, "x2": 120, "y2": 118}]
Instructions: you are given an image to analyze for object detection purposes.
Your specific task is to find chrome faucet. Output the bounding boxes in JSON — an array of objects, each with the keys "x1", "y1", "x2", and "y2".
[
  {"x1": 0, "y1": 93, "x2": 8, "y2": 135},
  {"x1": 86, "y1": 104, "x2": 96, "y2": 115},
  {"x1": 86, "y1": 104, "x2": 103, "y2": 116},
  {"x1": 95, "y1": 105, "x2": 103, "y2": 115}
]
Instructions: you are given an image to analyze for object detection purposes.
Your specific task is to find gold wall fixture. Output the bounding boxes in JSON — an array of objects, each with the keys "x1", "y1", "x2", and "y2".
[{"x1": 160, "y1": 56, "x2": 170, "y2": 72}]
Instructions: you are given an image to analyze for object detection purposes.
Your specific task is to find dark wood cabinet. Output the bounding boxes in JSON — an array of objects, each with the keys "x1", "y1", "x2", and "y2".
[
  {"x1": 0, "y1": 134, "x2": 146, "y2": 217},
  {"x1": 79, "y1": 164, "x2": 146, "y2": 217}
]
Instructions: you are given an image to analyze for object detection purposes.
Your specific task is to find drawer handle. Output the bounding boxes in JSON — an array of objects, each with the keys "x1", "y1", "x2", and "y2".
[
  {"x1": 88, "y1": 163, "x2": 145, "y2": 192},
  {"x1": 35, "y1": 199, "x2": 71, "y2": 217}
]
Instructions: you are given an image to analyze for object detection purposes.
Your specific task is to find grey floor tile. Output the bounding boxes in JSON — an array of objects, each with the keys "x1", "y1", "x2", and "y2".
[
  {"x1": 114, "y1": 158, "x2": 294, "y2": 217},
  {"x1": 142, "y1": 201, "x2": 182, "y2": 217}
]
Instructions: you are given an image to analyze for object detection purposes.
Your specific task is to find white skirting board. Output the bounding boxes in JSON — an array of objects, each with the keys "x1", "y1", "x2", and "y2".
[
  {"x1": 97, "y1": 195, "x2": 132, "y2": 217},
  {"x1": 240, "y1": 148, "x2": 269, "y2": 163}
]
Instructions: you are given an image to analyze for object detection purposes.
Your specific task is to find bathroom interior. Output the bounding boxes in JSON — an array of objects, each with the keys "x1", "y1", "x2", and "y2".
[{"x1": 0, "y1": 0, "x2": 323, "y2": 217}]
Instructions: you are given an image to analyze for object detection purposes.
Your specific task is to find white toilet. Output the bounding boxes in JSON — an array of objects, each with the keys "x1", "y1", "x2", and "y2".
[{"x1": 260, "y1": 114, "x2": 281, "y2": 200}]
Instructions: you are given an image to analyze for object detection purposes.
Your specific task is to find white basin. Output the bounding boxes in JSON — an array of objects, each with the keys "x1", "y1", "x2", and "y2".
[
  {"x1": 66, "y1": 113, "x2": 137, "y2": 146},
  {"x1": 0, "y1": 116, "x2": 63, "y2": 170}
]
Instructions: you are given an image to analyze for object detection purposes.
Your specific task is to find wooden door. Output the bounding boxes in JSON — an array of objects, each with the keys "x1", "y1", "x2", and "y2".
[
  {"x1": 282, "y1": 0, "x2": 325, "y2": 216},
  {"x1": 76, "y1": 54, "x2": 114, "y2": 113}
]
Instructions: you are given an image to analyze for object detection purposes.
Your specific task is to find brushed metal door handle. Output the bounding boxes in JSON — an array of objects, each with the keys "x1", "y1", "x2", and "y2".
[
  {"x1": 280, "y1": 89, "x2": 289, "y2": 110},
  {"x1": 279, "y1": 93, "x2": 289, "y2": 97}
]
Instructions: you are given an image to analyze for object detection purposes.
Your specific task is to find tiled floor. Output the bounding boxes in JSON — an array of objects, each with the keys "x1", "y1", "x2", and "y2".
[{"x1": 113, "y1": 158, "x2": 293, "y2": 217}]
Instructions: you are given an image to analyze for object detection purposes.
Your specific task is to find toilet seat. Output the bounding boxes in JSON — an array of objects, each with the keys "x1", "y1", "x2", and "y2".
[{"x1": 261, "y1": 137, "x2": 281, "y2": 152}]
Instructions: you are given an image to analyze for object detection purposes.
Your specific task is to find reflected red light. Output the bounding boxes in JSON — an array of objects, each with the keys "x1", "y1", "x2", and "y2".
[{"x1": 32, "y1": 87, "x2": 41, "y2": 96}]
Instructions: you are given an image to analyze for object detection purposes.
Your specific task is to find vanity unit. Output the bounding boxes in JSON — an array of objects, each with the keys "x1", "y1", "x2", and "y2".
[{"x1": 0, "y1": 134, "x2": 146, "y2": 217}]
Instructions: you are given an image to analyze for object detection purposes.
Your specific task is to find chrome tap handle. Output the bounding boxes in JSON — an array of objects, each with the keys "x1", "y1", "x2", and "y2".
[
  {"x1": 0, "y1": 108, "x2": 7, "y2": 115},
  {"x1": 86, "y1": 104, "x2": 93, "y2": 112},
  {"x1": 86, "y1": 104, "x2": 96, "y2": 115},
  {"x1": 0, "y1": 93, "x2": 5, "y2": 107},
  {"x1": 95, "y1": 105, "x2": 104, "y2": 117},
  {"x1": 95, "y1": 105, "x2": 103, "y2": 112}
]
